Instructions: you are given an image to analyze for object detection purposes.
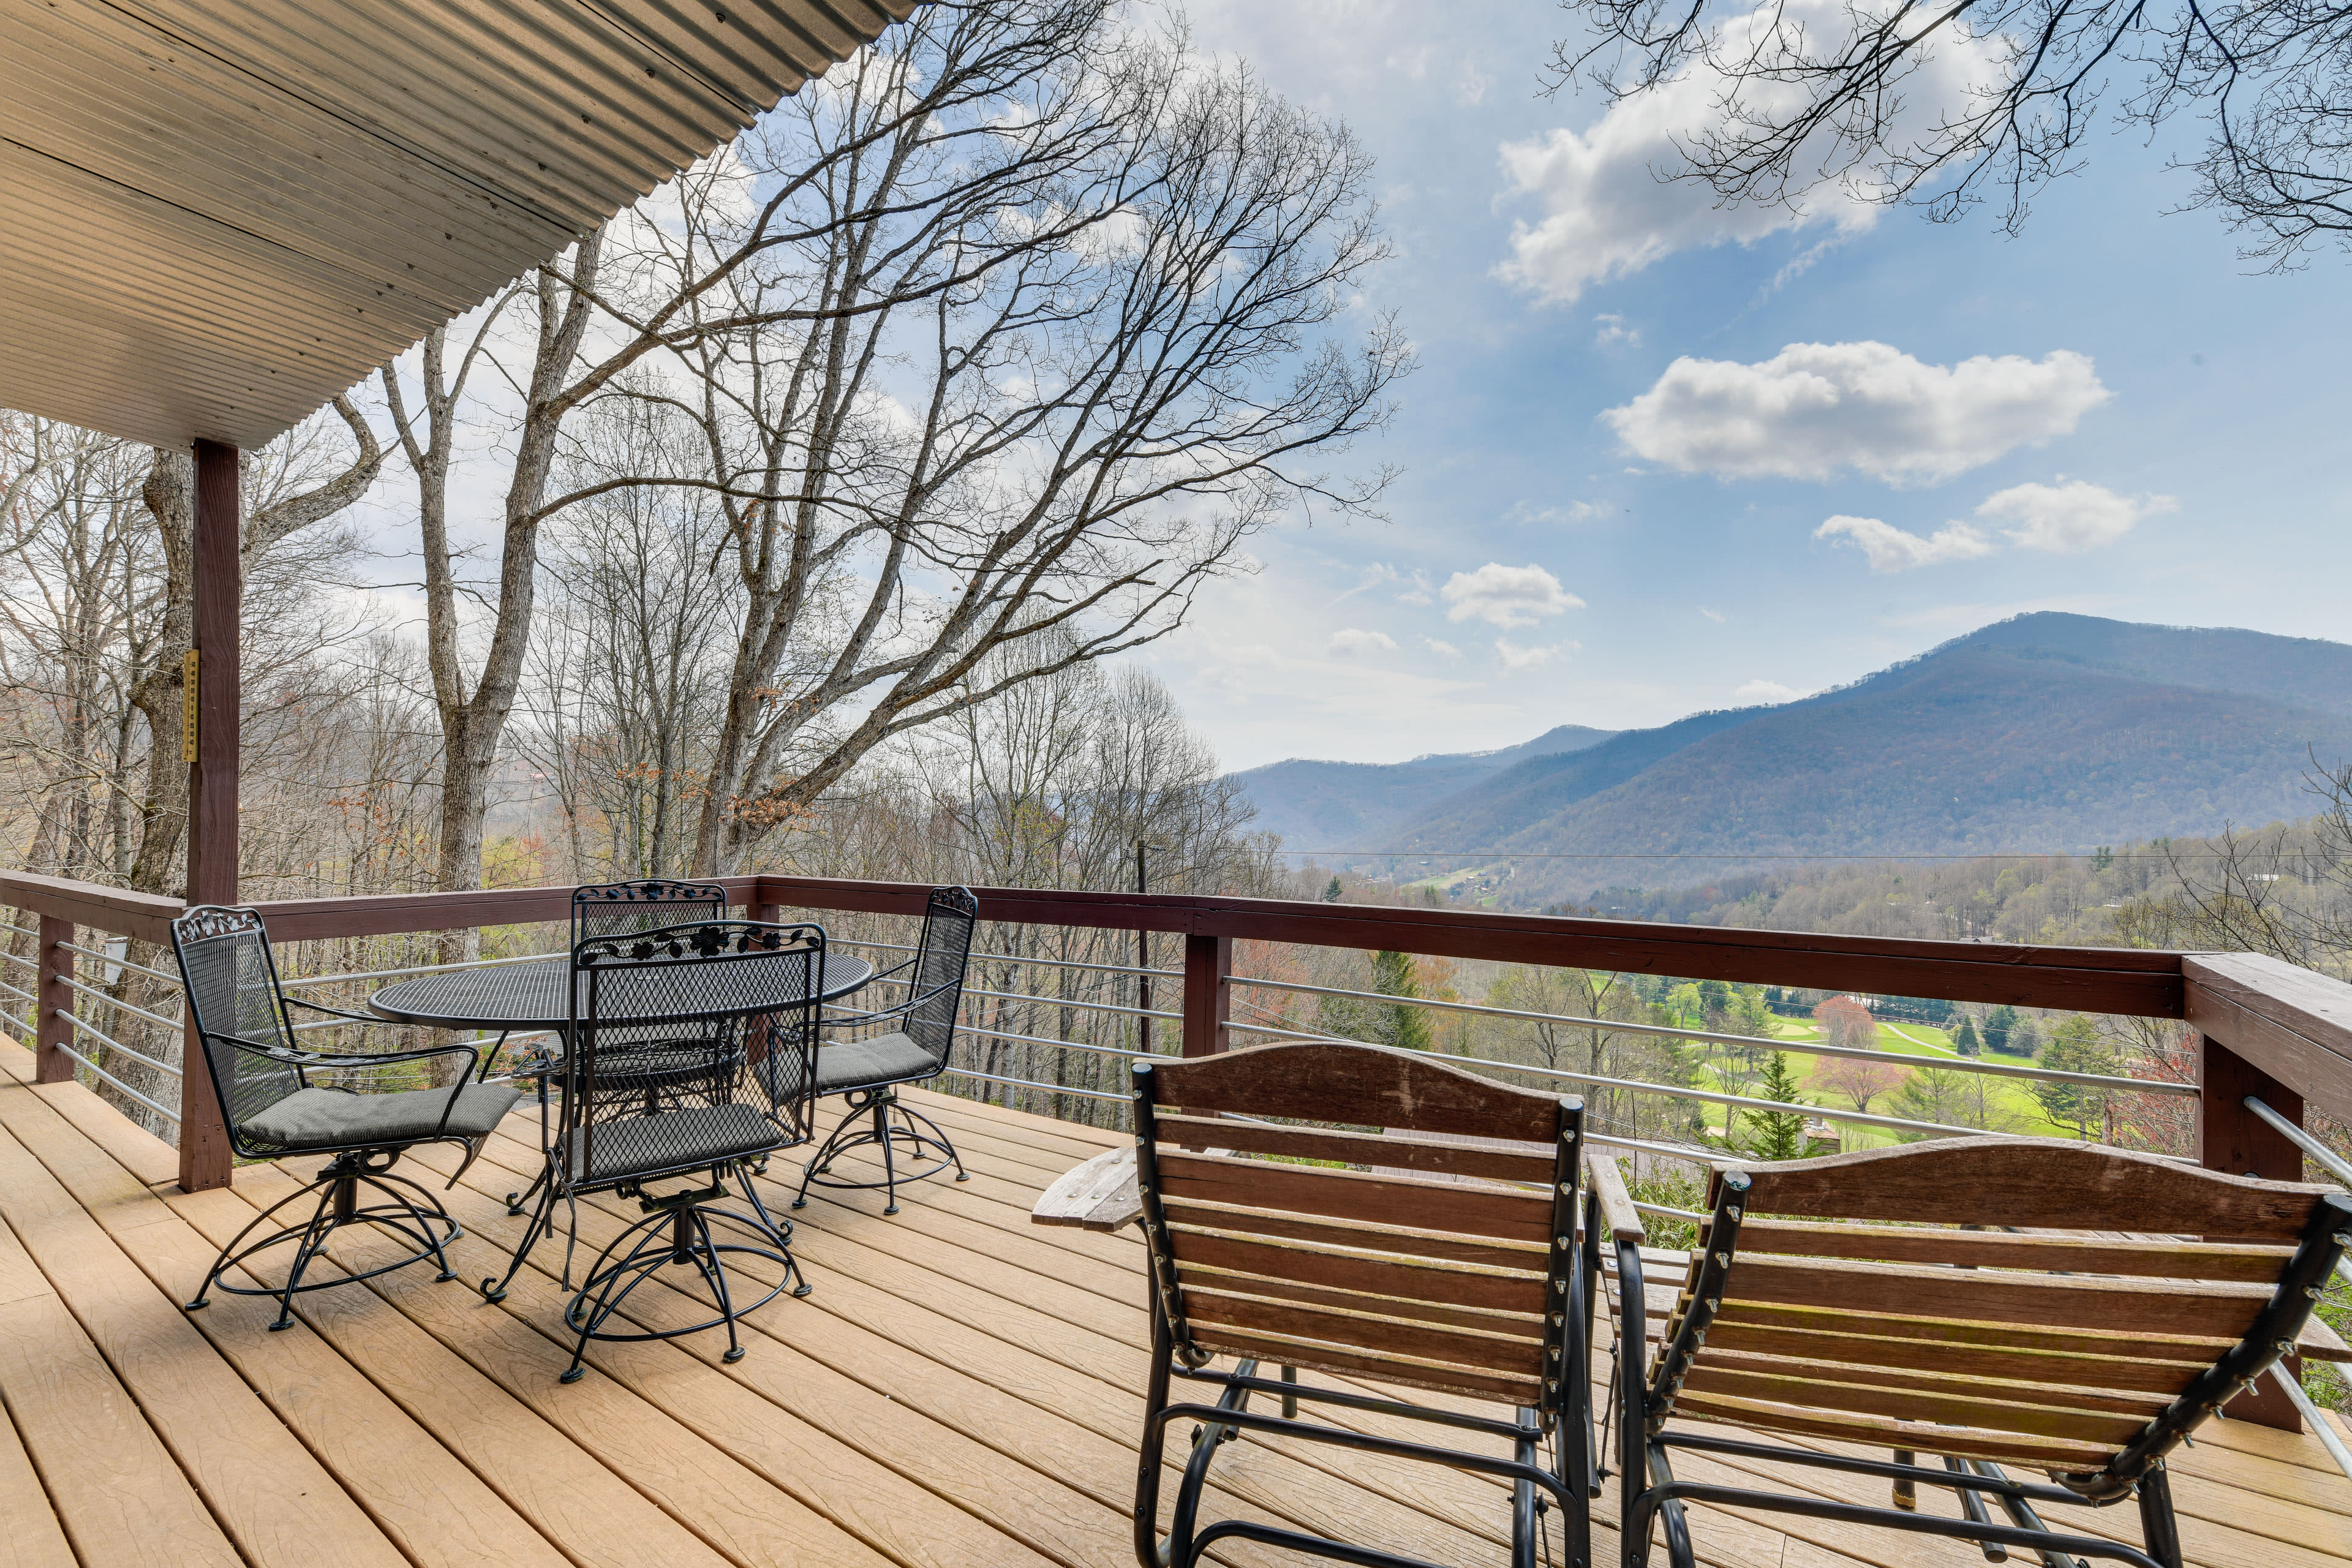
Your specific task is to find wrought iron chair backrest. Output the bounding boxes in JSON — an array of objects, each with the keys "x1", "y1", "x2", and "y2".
[
  {"x1": 559, "y1": 920, "x2": 823, "y2": 1189},
  {"x1": 1655, "y1": 1136, "x2": 2350, "y2": 1498},
  {"x1": 171, "y1": 905, "x2": 303, "y2": 1145},
  {"x1": 571, "y1": 880, "x2": 729, "y2": 946},
  {"x1": 1133, "y1": 1041, "x2": 1583, "y2": 1420},
  {"x1": 899, "y1": 884, "x2": 978, "y2": 1072}
]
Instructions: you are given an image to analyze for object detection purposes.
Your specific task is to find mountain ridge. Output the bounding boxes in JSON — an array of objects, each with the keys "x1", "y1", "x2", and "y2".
[{"x1": 1229, "y1": 613, "x2": 2352, "y2": 903}]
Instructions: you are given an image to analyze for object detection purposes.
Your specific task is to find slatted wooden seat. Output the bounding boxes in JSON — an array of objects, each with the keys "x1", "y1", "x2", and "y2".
[
  {"x1": 1031, "y1": 1041, "x2": 1591, "y2": 1568},
  {"x1": 1590, "y1": 1135, "x2": 2352, "y2": 1568}
]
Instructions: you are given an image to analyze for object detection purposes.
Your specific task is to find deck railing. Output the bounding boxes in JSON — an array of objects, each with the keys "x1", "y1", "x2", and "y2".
[{"x1": 2, "y1": 865, "x2": 2347, "y2": 1431}]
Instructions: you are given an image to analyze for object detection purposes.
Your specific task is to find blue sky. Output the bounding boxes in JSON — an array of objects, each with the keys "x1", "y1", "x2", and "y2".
[{"x1": 1150, "y1": 0, "x2": 2352, "y2": 771}]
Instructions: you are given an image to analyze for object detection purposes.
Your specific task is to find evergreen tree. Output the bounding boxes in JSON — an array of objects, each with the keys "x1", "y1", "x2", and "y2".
[
  {"x1": 1370, "y1": 949, "x2": 1433, "y2": 1052},
  {"x1": 1740, "y1": 1052, "x2": 1814, "y2": 1160},
  {"x1": 1888, "y1": 1066, "x2": 1967, "y2": 1140},
  {"x1": 1952, "y1": 1017, "x2": 1981, "y2": 1057},
  {"x1": 1982, "y1": 1005, "x2": 2018, "y2": 1052},
  {"x1": 2035, "y1": 1016, "x2": 2118, "y2": 1139},
  {"x1": 1322, "y1": 876, "x2": 1343, "y2": 902}
]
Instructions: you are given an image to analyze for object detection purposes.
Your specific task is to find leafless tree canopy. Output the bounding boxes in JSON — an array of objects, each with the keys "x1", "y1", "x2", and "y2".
[
  {"x1": 1550, "y1": 0, "x2": 2352, "y2": 257},
  {"x1": 381, "y1": 0, "x2": 1402, "y2": 896},
  {"x1": 2113, "y1": 754, "x2": 2352, "y2": 970}
]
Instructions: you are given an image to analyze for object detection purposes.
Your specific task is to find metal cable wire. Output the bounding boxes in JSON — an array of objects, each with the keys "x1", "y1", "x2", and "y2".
[
  {"x1": 1229, "y1": 973, "x2": 2198, "y2": 1098},
  {"x1": 52, "y1": 974, "x2": 182, "y2": 1033},
  {"x1": 58, "y1": 1009, "x2": 184, "y2": 1079},
  {"x1": 53, "y1": 941, "x2": 179, "y2": 986},
  {"x1": 48, "y1": 1038, "x2": 180, "y2": 1123}
]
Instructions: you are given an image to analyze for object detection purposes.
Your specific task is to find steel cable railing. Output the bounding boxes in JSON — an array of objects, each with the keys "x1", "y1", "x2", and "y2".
[
  {"x1": 2241, "y1": 1095, "x2": 2352, "y2": 1487},
  {"x1": 1229, "y1": 973, "x2": 2199, "y2": 1098},
  {"x1": 53, "y1": 1008, "x2": 183, "y2": 1081},
  {"x1": 839, "y1": 935, "x2": 1178, "y2": 981},
  {"x1": 860, "y1": 969, "x2": 1179, "y2": 1023},
  {"x1": 0, "y1": 902, "x2": 2252, "y2": 1189},
  {"x1": 51, "y1": 1013, "x2": 180, "y2": 1124},
  {"x1": 1223, "y1": 1015, "x2": 1988, "y2": 1139},
  {"x1": 53, "y1": 939, "x2": 179, "y2": 987},
  {"x1": 51, "y1": 973, "x2": 183, "y2": 1036}
]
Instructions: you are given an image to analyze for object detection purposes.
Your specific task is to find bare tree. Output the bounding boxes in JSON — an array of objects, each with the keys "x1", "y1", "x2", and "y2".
[
  {"x1": 605, "y1": 4, "x2": 1404, "y2": 873},
  {"x1": 0, "y1": 419, "x2": 158, "y2": 881},
  {"x1": 2112, "y1": 760, "x2": 2352, "y2": 975},
  {"x1": 126, "y1": 399, "x2": 386, "y2": 895},
  {"x1": 1814, "y1": 1054, "x2": 1905, "y2": 1112},
  {"x1": 519, "y1": 391, "x2": 741, "y2": 880},
  {"x1": 1549, "y1": 0, "x2": 2352, "y2": 260}
]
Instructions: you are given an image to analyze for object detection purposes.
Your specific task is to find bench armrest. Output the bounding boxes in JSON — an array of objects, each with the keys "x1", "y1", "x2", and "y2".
[
  {"x1": 1585, "y1": 1147, "x2": 1647, "y2": 1243},
  {"x1": 1031, "y1": 1146, "x2": 1142, "y2": 1232}
]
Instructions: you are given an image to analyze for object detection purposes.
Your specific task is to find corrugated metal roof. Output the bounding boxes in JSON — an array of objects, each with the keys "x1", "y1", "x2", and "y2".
[{"x1": 0, "y1": 0, "x2": 914, "y2": 449}]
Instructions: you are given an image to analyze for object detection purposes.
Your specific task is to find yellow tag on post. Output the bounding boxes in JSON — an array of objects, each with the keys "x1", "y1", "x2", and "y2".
[{"x1": 181, "y1": 648, "x2": 198, "y2": 763}]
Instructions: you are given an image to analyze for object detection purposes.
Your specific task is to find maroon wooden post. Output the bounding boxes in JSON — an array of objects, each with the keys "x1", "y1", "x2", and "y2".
[
  {"x1": 178, "y1": 439, "x2": 239, "y2": 1193},
  {"x1": 1181, "y1": 934, "x2": 1230, "y2": 1058},
  {"x1": 2200, "y1": 1031, "x2": 2307, "y2": 1430},
  {"x1": 34, "y1": 915, "x2": 74, "y2": 1084}
]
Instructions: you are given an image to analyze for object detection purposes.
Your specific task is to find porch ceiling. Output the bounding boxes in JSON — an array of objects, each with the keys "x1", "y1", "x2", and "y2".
[{"x1": 0, "y1": 0, "x2": 913, "y2": 450}]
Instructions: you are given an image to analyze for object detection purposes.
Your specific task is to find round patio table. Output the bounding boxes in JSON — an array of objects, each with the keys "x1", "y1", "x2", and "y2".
[{"x1": 367, "y1": 950, "x2": 876, "y2": 1037}]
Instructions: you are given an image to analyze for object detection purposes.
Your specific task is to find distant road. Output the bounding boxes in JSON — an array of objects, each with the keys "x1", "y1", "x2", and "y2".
[{"x1": 1881, "y1": 1024, "x2": 1961, "y2": 1058}]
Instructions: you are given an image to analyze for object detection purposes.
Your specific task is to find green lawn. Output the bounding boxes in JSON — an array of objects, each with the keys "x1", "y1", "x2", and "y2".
[{"x1": 1675, "y1": 1014, "x2": 2075, "y2": 1147}]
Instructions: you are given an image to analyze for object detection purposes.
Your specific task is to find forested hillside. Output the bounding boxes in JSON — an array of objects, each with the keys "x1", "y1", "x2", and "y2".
[
  {"x1": 1253, "y1": 614, "x2": 2352, "y2": 907},
  {"x1": 1229, "y1": 723, "x2": 1616, "y2": 847}
]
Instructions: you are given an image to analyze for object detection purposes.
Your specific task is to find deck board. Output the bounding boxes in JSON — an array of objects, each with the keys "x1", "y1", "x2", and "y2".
[{"x1": 0, "y1": 1054, "x2": 2340, "y2": 1568}]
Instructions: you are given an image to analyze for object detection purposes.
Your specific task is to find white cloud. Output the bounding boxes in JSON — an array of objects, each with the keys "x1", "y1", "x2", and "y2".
[
  {"x1": 1330, "y1": 562, "x2": 1400, "y2": 605},
  {"x1": 1607, "y1": 342, "x2": 2109, "y2": 484},
  {"x1": 1817, "y1": 480, "x2": 2173, "y2": 571},
  {"x1": 1496, "y1": 639, "x2": 1577, "y2": 671},
  {"x1": 1975, "y1": 479, "x2": 2177, "y2": 553},
  {"x1": 1736, "y1": 679, "x2": 1804, "y2": 704},
  {"x1": 1815, "y1": 515, "x2": 1997, "y2": 573},
  {"x1": 1441, "y1": 562, "x2": 1585, "y2": 628},
  {"x1": 1594, "y1": 314, "x2": 1640, "y2": 349},
  {"x1": 1327, "y1": 627, "x2": 1399, "y2": 656},
  {"x1": 1497, "y1": 0, "x2": 1999, "y2": 303},
  {"x1": 1506, "y1": 499, "x2": 1608, "y2": 526},
  {"x1": 1423, "y1": 638, "x2": 1463, "y2": 660},
  {"x1": 1698, "y1": 606, "x2": 1727, "y2": 623}
]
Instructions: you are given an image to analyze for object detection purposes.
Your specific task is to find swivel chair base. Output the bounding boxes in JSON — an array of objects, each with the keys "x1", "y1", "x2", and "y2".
[{"x1": 185, "y1": 1147, "x2": 461, "y2": 1331}]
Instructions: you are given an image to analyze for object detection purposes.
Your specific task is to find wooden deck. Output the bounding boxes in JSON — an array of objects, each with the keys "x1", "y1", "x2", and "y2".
[{"x1": 0, "y1": 1043, "x2": 2340, "y2": 1568}]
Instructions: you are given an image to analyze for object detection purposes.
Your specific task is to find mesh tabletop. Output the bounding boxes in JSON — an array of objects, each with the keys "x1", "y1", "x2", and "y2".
[{"x1": 368, "y1": 952, "x2": 874, "y2": 1032}]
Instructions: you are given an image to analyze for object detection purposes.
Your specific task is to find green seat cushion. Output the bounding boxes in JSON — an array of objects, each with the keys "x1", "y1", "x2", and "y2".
[
  {"x1": 243, "y1": 1081, "x2": 522, "y2": 1152},
  {"x1": 757, "y1": 1031, "x2": 939, "y2": 1101},
  {"x1": 561, "y1": 1102, "x2": 785, "y2": 1184}
]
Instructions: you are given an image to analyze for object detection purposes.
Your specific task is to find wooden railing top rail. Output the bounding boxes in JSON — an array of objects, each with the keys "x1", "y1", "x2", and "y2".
[
  {"x1": 0, "y1": 871, "x2": 182, "y2": 946},
  {"x1": 748, "y1": 876, "x2": 2183, "y2": 1015},
  {"x1": 0, "y1": 867, "x2": 2204, "y2": 1012},
  {"x1": 11, "y1": 867, "x2": 2350, "y2": 1114},
  {"x1": 2186, "y1": 952, "x2": 2352, "y2": 1126}
]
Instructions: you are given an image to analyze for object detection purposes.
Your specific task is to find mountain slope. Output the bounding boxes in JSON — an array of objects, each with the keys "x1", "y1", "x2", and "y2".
[
  {"x1": 1952, "y1": 612, "x2": 2352, "y2": 715},
  {"x1": 1231, "y1": 723, "x2": 1616, "y2": 848},
  {"x1": 1373, "y1": 616, "x2": 2352, "y2": 904}
]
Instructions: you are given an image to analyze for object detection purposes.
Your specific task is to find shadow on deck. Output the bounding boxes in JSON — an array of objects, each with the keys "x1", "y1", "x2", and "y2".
[{"x1": 0, "y1": 1041, "x2": 2339, "y2": 1568}]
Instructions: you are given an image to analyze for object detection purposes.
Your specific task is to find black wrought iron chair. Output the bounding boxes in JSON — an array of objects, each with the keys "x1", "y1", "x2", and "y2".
[
  {"x1": 170, "y1": 905, "x2": 522, "y2": 1330},
  {"x1": 769, "y1": 884, "x2": 976, "y2": 1216},
  {"x1": 1033, "y1": 1040, "x2": 1590, "y2": 1568},
  {"x1": 480, "y1": 918, "x2": 823, "y2": 1382},
  {"x1": 495, "y1": 880, "x2": 733, "y2": 1215},
  {"x1": 1596, "y1": 1135, "x2": 2352, "y2": 1568}
]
